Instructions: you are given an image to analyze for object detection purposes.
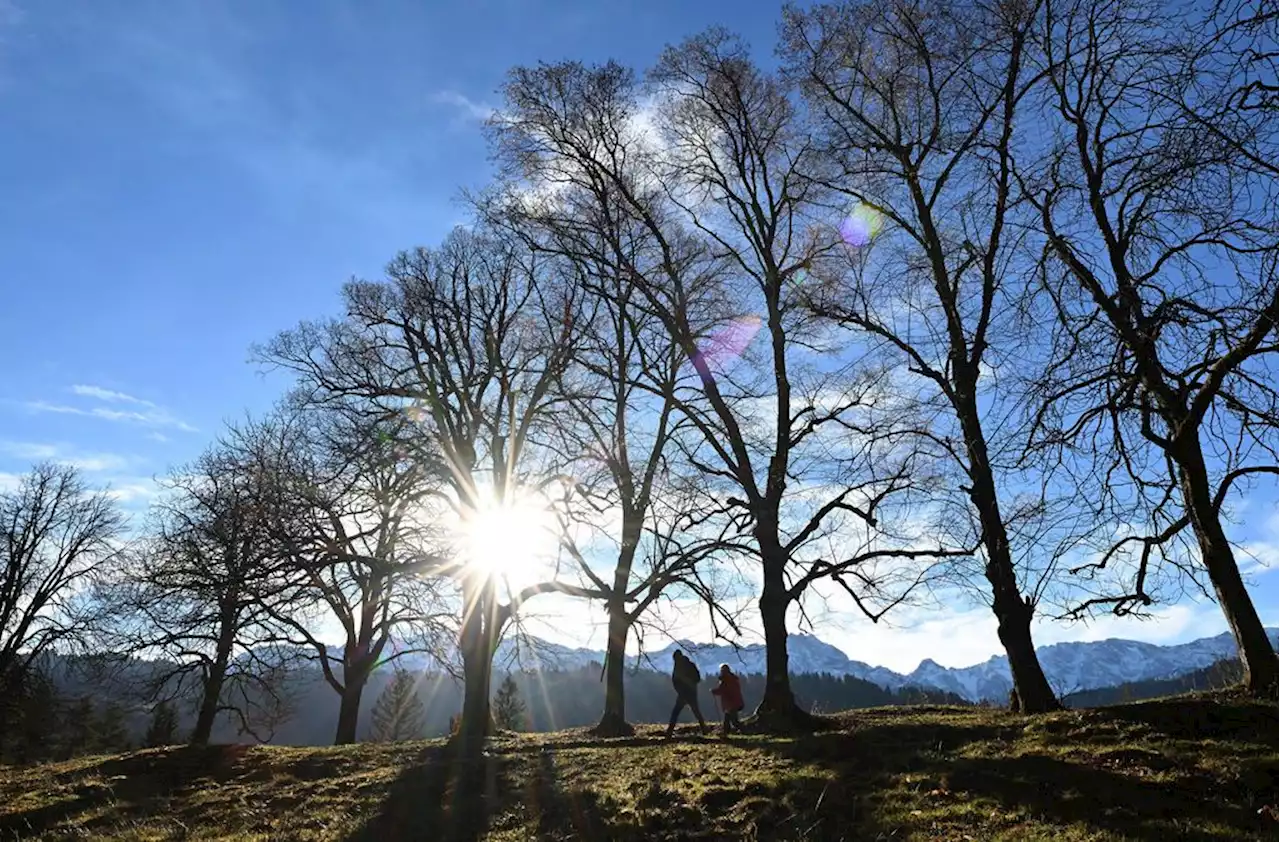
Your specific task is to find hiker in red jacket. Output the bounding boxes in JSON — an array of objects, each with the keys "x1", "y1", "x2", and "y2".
[{"x1": 710, "y1": 663, "x2": 746, "y2": 737}]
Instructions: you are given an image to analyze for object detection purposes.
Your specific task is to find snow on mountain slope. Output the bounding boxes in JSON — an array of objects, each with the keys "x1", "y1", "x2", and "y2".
[
  {"x1": 899, "y1": 628, "x2": 1280, "y2": 701},
  {"x1": 587, "y1": 627, "x2": 1278, "y2": 701},
  {"x1": 318, "y1": 627, "x2": 1278, "y2": 703}
]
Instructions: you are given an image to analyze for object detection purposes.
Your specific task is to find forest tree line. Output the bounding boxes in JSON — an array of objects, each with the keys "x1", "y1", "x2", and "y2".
[{"x1": 0, "y1": 0, "x2": 1274, "y2": 759}]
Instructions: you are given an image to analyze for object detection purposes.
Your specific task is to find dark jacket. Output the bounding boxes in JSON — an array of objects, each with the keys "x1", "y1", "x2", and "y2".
[{"x1": 672, "y1": 652, "x2": 701, "y2": 693}]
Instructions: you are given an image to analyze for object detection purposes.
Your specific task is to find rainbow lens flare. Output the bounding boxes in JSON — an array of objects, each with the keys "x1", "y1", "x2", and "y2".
[
  {"x1": 838, "y1": 203, "x2": 882, "y2": 247},
  {"x1": 694, "y1": 315, "x2": 763, "y2": 371}
]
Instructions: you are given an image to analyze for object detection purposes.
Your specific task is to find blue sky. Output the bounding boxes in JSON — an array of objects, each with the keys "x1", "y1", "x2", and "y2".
[{"x1": 0, "y1": 0, "x2": 1274, "y2": 670}]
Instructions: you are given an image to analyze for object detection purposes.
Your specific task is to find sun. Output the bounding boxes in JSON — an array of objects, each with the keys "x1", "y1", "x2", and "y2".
[{"x1": 456, "y1": 492, "x2": 558, "y2": 587}]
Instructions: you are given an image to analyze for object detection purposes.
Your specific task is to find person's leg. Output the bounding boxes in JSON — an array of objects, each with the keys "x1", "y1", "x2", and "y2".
[
  {"x1": 689, "y1": 695, "x2": 708, "y2": 735},
  {"x1": 729, "y1": 709, "x2": 744, "y2": 732},
  {"x1": 666, "y1": 695, "x2": 687, "y2": 736},
  {"x1": 719, "y1": 709, "x2": 731, "y2": 737}
]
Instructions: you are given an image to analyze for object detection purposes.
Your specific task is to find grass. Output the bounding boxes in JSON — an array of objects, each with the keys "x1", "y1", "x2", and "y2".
[{"x1": 1, "y1": 690, "x2": 1275, "y2": 841}]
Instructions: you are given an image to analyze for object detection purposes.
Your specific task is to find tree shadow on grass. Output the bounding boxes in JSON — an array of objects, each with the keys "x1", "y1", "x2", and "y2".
[
  {"x1": 342, "y1": 746, "x2": 509, "y2": 842},
  {"x1": 520, "y1": 746, "x2": 889, "y2": 841},
  {"x1": 1092, "y1": 695, "x2": 1279, "y2": 747},
  {"x1": 748, "y1": 699, "x2": 1276, "y2": 841},
  {"x1": 945, "y1": 752, "x2": 1266, "y2": 842},
  {"x1": 0, "y1": 745, "x2": 253, "y2": 839},
  {"x1": 753, "y1": 719, "x2": 1012, "y2": 777}
]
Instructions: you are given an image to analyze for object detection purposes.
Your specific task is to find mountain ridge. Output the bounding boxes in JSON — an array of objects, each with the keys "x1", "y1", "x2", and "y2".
[{"x1": 482, "y1": 627, "x2": 1280, "y2": 702}]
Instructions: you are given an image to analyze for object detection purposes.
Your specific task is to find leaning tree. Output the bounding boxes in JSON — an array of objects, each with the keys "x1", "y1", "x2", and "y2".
[
  {"x1": 1022, "y1": 0, "x2": 1278, "y2": 693},
  {"x1": 780, "y1": 0, "x2": 1081, "y2": 712}
]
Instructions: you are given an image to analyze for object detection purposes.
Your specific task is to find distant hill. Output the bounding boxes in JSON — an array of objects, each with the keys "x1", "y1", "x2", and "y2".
[{"x1": 1062, "y1": 658, "x2": 1249, "y2": 708}]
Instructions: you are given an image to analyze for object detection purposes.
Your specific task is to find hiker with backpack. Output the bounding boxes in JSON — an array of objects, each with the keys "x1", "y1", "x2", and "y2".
[
  {"x1": 710, "y1": 663, "x2": 746, "y2": 737},
  {"x1": 665, "y1": 650, "x2": 709, "y2": 738}
]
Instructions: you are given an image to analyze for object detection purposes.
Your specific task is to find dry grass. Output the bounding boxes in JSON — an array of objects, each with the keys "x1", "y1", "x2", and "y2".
[{"x1": 1, "y1": 690, "x2": 1275, "y2": 841}]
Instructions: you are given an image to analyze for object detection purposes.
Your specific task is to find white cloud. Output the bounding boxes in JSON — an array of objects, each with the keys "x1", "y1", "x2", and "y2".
[
  {"x1": 24, "y1": 397, "x2": 197, "y2": 433},
  {"x1": 70, "y1": 384, "x2": 157, "y2": 407},
  {"x1": 105, "y1": 479, "x2": 161, "y2": 504},
  {"x1": 430, "y1": 90, "x2": 497, "y2": 123}
]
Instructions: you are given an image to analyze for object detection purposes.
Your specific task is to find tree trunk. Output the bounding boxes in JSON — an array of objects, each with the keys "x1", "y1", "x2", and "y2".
[
  {"x1": 992, "y1": 586, "x2": 1058, "y2": 712},
  {"x1": 333, "y1": 679, "x2": 366, "y2": 745},
  {"x1": 191, "y1": 618, "x2": 235, "y2": 745},
  {"x1": 958, "y1": 394, "x2": 1059, "y2": 713},
  {"x1": 457, "y1": 578, "x2": 501, "y2": 754},
  {"x1": 593, "y1": 594, "x2": 634, "y2": 737},
  {"x1": 1177, "y1": 443, "x2": 1278, "y2": 695},
  {"x1": 754, "y1": 533, "x2": 814, "y2": 728}
]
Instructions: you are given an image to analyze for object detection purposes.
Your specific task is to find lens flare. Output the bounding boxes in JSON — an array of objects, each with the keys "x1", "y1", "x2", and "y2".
[
  {"x1": 838, "y1": 203, "x2": 883, "y2": 247},
  {"x1": 693, "y1": 315, "x2": 763, "y2": 371}
]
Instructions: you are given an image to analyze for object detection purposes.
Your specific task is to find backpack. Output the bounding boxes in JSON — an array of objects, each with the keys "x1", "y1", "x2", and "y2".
[{"x1": 676, "y1": 654, "x2": 701, "y2": 686}]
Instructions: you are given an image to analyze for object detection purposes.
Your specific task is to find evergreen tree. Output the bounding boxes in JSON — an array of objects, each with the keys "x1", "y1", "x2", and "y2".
[
  {"x1": 96, "y1": 701, "x2": 131, "y2": 753},
  {"x1": 144, "y1": 701, "x2": 179, "y2": 747},
  {"x1": 1, "y1": 668, "x2": 61, "y2": 764},
  {"x1": 492, "y1": 673, "x2": 526, "y2": 732},
  {"x1": 369, "y1": 669, "x2": 425, "y2": 742},
  {"x1": 61, "y1": 696, "x2": 96, "y2": 758}
]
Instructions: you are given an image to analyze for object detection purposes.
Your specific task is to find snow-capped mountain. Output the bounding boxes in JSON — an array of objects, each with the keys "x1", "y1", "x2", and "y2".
[
  {"x1": 520, "y1": 627, "x2": 1279, "y2": 702},
  {"x1": 916, "y1": 629, "x2": 1280, "y2": 701},
  {"x1": 315, "y1": 626, "x2": 1278, "y2": 703},
  {"x1": 626, "y1": 634, "x2": 906, "y2": 690}
]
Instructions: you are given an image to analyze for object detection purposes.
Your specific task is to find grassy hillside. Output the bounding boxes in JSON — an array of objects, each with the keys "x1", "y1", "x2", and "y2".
[{"x1": 1, "y1": 691, "x2": 1274, "y2": 841}]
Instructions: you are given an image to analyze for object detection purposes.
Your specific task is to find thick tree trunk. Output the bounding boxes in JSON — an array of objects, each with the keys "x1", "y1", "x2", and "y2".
[
  {"x1": 458, "y1": 579, "x2": 501, "y2": 754},
  {"x1": 191, "y1": 619, "x2": 235, "y2": 745},
  {"x1": 593, "y1": 595, "x2": 634, "y2": 737},
  {"x1": 191, "y1": 671, "x2": 225, "y2": 746},
  {"x1": 1177, "y1": 444, "x2": 1278, "y2": 695},
  {"x1": 991, "y1": 586, "x2": 1058, "y2": 712},
  {"x1": 333, "y1": 677, "x2": 367, "y2": 745},
  {"x1": 958, "y1": 395, "x2": 1059, "y2": 713},
  {"x1": 754, "y1": 532, "x2": 817, "y2": 729}
]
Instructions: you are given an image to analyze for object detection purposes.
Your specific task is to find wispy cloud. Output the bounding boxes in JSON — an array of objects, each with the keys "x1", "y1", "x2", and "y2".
[
  {"x1": 90, "y1": 12, "x2": 448, "y2": 231},
  {"x1": 430, "y1": 90, "x2": 497, "y2": 123},
  {"x1": 70, "y1": 384, "x2": 157, "y2": 407},
  {"x1": 23, "y1": 392, "x2": 197, "y2": 433},
  {"x1": 105, "y1": 480, "x2": 161, "y2": 504}
]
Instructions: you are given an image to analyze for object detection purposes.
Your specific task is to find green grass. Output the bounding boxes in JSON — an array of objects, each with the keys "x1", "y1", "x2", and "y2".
[{"x1": 1, "y1": 690, "x2": 1275, "y2": 841}]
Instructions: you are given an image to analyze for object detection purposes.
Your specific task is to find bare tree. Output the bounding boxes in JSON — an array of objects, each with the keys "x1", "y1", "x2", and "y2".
[
  {"x1": 256, "y1": 227, "x2": 605, "y2": 750},
  {"x1": 0, "y1": 463, "x2": 123, "y2": 731},
  {"x1": 1023, "y1": 0, "x2": 1278, "y2": 693},
  {"x1": 491, "y1": 48, "x2": 958, "y2": 728},
  {"x1": 241, "y1": 406, "x2": 455, "y2": 745},
  {"x1": 110, "y1": 442, "x2": 297, "y2": 744},
  {"x1": 779, "y1": 0, "x2": 1074, "y2": 712},
  {"x1": 549, "y1": 283, "x2": 727, "y2": 734},
  {"x1": 485, "y1": 154, "x2": 745, "y2": 734}
]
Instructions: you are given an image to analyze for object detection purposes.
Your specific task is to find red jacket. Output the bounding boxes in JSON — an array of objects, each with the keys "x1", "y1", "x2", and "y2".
[{"x1": 711, "y1": 672, "x2": 744, "y2": 711}]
